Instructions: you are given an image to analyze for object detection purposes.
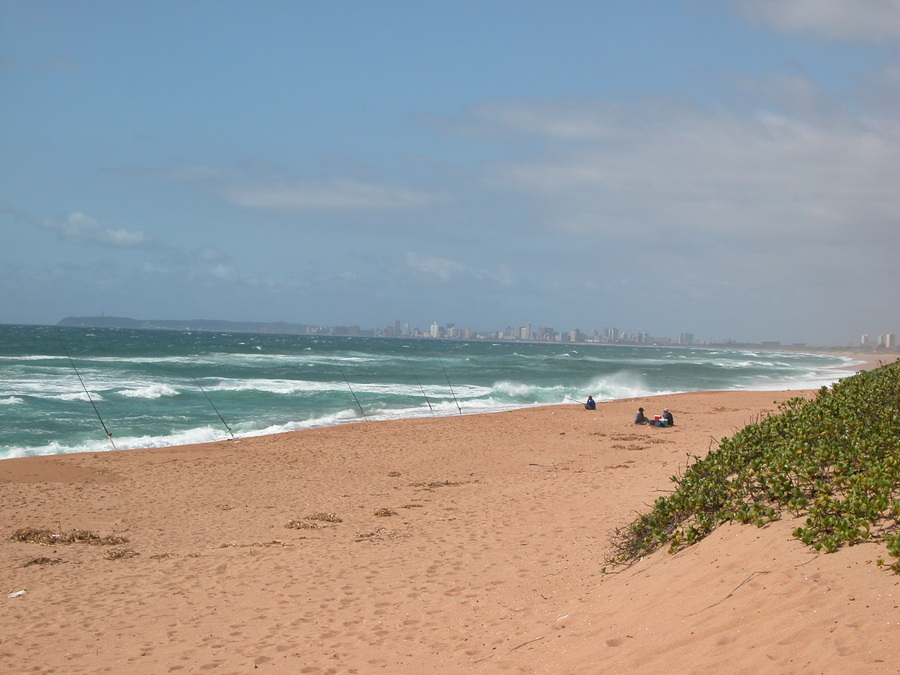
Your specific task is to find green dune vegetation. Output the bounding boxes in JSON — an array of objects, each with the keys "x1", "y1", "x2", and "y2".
[{"x1": 609, "y1": 360, "x2": 900, "y2": 573}]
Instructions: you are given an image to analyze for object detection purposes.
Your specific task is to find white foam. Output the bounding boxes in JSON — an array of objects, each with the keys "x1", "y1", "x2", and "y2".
[
  {"x1": 119, "y1": 384, "x2": 180, "y2": 399},
  {"x1": 50, "y1": 391, "x2": 103, "y2": 402},
  {"x1": 244, "y1": 408, "x2": 362, "y2": 436},
  {"x1": 587, "y1": 370, "x2": 669, "y2": 401},
  {"x1": 493, "y1": 380, "x2": 536, "y2": 397},
  {"x1": 0, "y1": 396, "x2": 23, "y2": 405}
]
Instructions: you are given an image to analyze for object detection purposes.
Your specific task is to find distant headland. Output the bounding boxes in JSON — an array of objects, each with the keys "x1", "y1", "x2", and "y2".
[{"x1": 57, "y1": 315, "x2": 318, "y2": 335}]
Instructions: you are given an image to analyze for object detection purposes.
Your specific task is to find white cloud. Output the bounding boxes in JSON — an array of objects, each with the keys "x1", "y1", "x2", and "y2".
[
  {"x1": 36, "y1": 212, "x2": 154, "y2": 248},
  {"x1": 474, "y1": 90, "x2": 899, "y2": 244},
  {"x1": 205, "y1": 263, "x2": 299, "y2": 292},
  {"x1": 141, "y1": 262, "x2": 171, "y2": 274},
  {"x1": 405, "y1": 252, "x2": 470, "y2": 281},
  {"x1": 226, "y1": 179, "x2": 441, "y2": 212},
  {"x1": 735, "y1": 0, "x2": 900, "y2": 42},
  {"x1": 210, "y1": 264, "x2": 238, "y2": 281},
  {"x1": 405, "y1": 252, "x2": 516, "y2": 286}
]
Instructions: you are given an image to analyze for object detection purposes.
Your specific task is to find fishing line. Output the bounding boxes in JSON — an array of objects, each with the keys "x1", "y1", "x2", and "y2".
[
  {"x1": 405, "y1": 357, "x2": 435, "y2": 417},
  {"x1": 62, "y1": 345, "x2": 117, "y2": 452},
  {"x1": 195, "y1": 379, "x2": 236, "y2": 441},
  {"x1": 335, "y1": 361, "x2": 368, "y2": 421},
  {"x1": 437, "y1": 355, "x2": 462, "y2": 415}
]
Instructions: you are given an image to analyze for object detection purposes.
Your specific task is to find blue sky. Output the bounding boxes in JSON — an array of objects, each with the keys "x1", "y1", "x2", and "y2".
[{"x1": 2, "y1": 1, "x2": 898, "y2": 345}]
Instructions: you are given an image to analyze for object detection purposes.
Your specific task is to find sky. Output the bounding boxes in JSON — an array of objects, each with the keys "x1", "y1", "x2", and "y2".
[{"x1": 1, "y1": 1, "x2": 898, "y2": 346}]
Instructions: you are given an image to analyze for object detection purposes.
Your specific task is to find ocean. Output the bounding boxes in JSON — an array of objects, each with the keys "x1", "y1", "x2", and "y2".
[{"x1": 0, "y1": 324, "x2": 861, "y2": 460}]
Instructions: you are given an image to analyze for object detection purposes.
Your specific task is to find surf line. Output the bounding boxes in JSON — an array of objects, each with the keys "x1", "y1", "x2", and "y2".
[
  {"x1": 437, "y1": 355, "x2": 462, "y2": 415},
  {"x1": 62, "y1": 346, "x2": 117, "y2": 452},
  {"x1": 335, "y1": 361, "x2": 368, "y2": 422},
  {"x1": 195, "y1": 379, "x2": 236, "y2": 441}
]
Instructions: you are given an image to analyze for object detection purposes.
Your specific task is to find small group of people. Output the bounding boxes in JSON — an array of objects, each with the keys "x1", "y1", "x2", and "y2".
[
  {"x1": 634, "y1": 407, "x2": 674, "y2": 427},
  {"x1": 583, "y1": 396, "x2": 674, "y2": 427}
]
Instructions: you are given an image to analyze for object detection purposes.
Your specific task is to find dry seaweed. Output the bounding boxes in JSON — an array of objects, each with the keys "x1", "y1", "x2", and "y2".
[
  {"x1": 286, "y1": 513, "x2": 342, "y2": 529},
  {"x1": 285, "y1": 520, "x2": 321, "y2": 530},
  {"x1": 23, "y1": 556, "x2": 64, "y2": 567},
  {"x1": 410, "y1": 480, "x2": 468, "y2": 490},
  {"x1": 216, "y1": 540, "x2": 285, "y2": 549},
  {"x1": 104, "y1": 547, "x2": 139, "y2": 560},
  {"x1": 11, "y1": 528, "x2": 128, "y2": 546},
  {"x1": 306, "y1": 512, "x2": 342, "y2": 522}
]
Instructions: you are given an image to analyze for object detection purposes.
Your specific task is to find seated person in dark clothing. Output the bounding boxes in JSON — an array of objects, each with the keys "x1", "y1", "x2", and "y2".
[
  {"x1": 585, "y1": 395, "x2": 596, "y2": 410},
  {"x1": 662, "y1": 408, "x2": 674, "y2": 426},
  {"x1": 633, "y1": 407, "x2": 648, "y2": 424}
]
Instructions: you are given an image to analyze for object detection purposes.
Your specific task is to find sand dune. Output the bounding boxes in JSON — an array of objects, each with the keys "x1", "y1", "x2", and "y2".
[{"x1": 2, "y1": 389, "x2": 898, "y2": 674}]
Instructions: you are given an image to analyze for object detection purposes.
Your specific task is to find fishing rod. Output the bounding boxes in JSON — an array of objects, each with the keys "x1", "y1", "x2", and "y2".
[
  {"x1": 437, "y1": 355, "x2": 462, "y2": 415},
  {"x1": 62, "y1": 346, "x2": 117, "y2": 452},
  {"x1": 195, "y1": 379, "x2": 235, "y2": 441},
  {"x1": 405, "y1": 358, "x2": 435, "y2": 417},
  {"x1": 336, "y1": 361, "x2": 368, "y2": 421}
]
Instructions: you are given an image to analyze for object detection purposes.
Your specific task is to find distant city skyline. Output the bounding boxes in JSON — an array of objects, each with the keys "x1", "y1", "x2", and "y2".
[{"x1": 53, "y1": 315, "x2": 897, "y2": 349}]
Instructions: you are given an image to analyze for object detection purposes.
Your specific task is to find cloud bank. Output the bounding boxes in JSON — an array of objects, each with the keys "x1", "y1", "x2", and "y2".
[
  {"x1": 35, "y1": 212, "x2": 155, "y2": 248},
  {"x1": 735, "y1": 0, "x2": 900, "y2": 42},
  {"x1": 470, "y1": 84, "x2": 899, "y2": 248}
]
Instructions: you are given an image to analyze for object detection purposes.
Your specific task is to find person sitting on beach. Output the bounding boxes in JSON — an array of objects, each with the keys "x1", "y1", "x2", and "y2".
[
  {"x1": 585, "y1": 395, "x2": 596, "y2": 410},
  {"x1": 662, "y1": 408, "x2": 674, "y2": 426},
  {"x1": 633, "y1": 407, "x2": 648, "y2": 424}
]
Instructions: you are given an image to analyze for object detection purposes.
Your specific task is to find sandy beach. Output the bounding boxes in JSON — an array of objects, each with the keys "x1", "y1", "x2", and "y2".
[{"x1": 2, "y1": 385, "x2": 898, "y2": 674}]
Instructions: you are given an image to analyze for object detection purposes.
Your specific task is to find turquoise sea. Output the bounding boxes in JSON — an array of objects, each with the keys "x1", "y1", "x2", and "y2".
[{"x1": 0, "y1": 324, "x2": 861, "y2": 460}]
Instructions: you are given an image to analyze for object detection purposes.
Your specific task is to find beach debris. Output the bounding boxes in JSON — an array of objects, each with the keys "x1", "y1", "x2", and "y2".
[
  {"x1": 215, "y1": 540, "x2": 285, "y2": 549},
  {"x1": 374, "y1": 507, "x2": 397, "y2": 517},
  {"x1": 286, "y1": 512, "x2": 342, "y2": 529},
  {"x1": 8, "y1": 590, "x2": 26, "y2": 598},
  {"x1": 285, "y1": 520, "x2": 323, "y2": 530},
  {"x1": 22, "y1": 557, "x2": 64, "y2": 567},
  {"x1": 511, "y1": 636, "x2": 544, "y2": 651},
  {"x1": 11, "y1": 528, "x2": 128, "y2": 546},
  {"x1": 410, "y1": 480, "x2": 470, "y2": 490},
  {"x1": 104, "y1": 547, "x2": 139, "y2": 560}
]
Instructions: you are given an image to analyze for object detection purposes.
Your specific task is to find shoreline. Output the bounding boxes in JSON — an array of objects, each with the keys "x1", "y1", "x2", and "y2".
[
  {"x1": 3, "y1": 353, "x2": 880, "y2": 462},
  {"x1": 2, "y1": 385, "x2": 898, "y2": 673},
  {"x1": 1, "y1": 338, "x2": 887, "y2": 462}
]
